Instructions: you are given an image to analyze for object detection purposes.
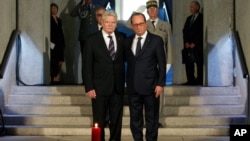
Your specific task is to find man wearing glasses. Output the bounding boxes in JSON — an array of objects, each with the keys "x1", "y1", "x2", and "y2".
[
  {"x1": 95, "y1": 7, "x2": 106, "y2": 31},
  {"x1": 125, "y1": 12, "x2": 166, "y2": 141}
]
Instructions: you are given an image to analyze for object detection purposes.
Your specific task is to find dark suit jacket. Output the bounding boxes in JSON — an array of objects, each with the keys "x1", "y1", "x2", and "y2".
[
  {"x1": 84, "y1": 31, "x2": 125, "y2": 96},
  {"x1": 183, "y1": 13, "x2": 203, "y2": 58},
  {"x1": 50, "y1": 16, "x2": 65, "y2": 61},
  {"x1": 125, "y1": 32, "x2": 166, "y2": 95},
  {"x1": 71, "y1": 2, "x2": 98, "y2": 41}
]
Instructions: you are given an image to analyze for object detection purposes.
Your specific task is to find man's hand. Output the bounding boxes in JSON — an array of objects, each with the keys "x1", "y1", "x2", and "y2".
[
  {"x1": 185, "y1": 42, "x2": 191, "y2": 48},
  {"x1": 87, "y1": 89, "x2": 96, "y2": 99},
  {"x1": 155, "y1": 86, "x2": 164, "y2": 98},
  {"x1": 190, "y1": 43, "x2": 196, "y2": 48}
]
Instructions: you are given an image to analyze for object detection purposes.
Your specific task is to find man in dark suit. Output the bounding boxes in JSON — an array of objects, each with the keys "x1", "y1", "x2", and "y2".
[
  {"x1": 84, "y1": 10, "x2": 125, "y2": 141},
  {"x1": 125, "y1": 12, "x2": 166, "y2": 141},
  {"x1": 182, "y1": 1, "x2": 203, "y2": 85},
  {"x1": 71, "y1": 0, "x2": 99, "y2": 84}
]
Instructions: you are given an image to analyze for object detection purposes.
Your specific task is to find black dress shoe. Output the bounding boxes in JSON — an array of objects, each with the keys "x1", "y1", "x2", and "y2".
[
  {"x1": 194, "y1": 79, "x2": 203, "y2": 86},
  {"x1": 51, "y1": 81, "x2": 61, "y2": 85},
  {"x1": 182, "y1": 81, "x2": 195, "y2": 85},
  {"x1": 158, "y1": 123, "x2": 163, "y2": 128}
]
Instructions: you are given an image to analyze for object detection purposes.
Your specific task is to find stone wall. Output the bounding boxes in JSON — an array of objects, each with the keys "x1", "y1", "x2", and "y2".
[
  {"x1": 18, "y1": 0, "x2": 51, "y2": 85},
  {"x1": 0, "y1": 0, "x2": 16, "y2": 65},
  {"x1": 235, "y1": 1, "x2": 250, "y2": 74}
]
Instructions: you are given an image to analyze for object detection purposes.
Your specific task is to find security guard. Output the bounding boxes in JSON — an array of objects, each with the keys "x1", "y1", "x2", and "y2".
[{"x1": 71, "y1": 0, "x2": 99, "y2": 84}]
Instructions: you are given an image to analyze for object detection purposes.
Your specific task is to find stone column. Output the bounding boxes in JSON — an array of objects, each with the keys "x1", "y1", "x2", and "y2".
[
  {"x1": 0, "y1": 0, "x2": 16, "y2": 63},
  {"x1": 0, "y1": 0, "x2": 16, "y2": 109},
  {"x1": 18, "y1": 0, "x2": 50, "y2": 85},
  {"x1": 204, "y1": 0, "x2": 234, "y2": 86}
]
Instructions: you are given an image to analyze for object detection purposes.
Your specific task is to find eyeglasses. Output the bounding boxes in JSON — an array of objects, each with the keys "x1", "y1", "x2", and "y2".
[
  {"x1": 96, "y1": 14, "x2": 103, "y2": 17},
  {"x1": 132, "y1": 22, "x2": 146, "y2": 27}
]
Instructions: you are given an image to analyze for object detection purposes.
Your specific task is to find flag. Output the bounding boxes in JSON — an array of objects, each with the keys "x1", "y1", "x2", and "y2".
[
  {"x1": 106, "y1": 2, "x2": 111, "y2": 10},
  {"x1": 158, "y1": 2, "x2": 170, "y2": 23}
]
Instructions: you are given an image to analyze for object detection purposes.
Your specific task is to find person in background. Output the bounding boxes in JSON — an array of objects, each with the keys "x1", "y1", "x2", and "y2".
[
  {"x1": 146, "y1": 0, "x2": 172, "y2": 64},
  {"x1": 125, "y1": 12, "x2": 166, "y2": 141},
  {"x1": 182, "y1": 1, "x2": 203, "y2": 85},
  {"x1": 50, "y1": 3, "x2": 65, "y2": 85},
  {"x1": 95, "y1": 7, "x2": 106, "y2": 31},
  {"x1": 84, "y1": 10, "x2": 125, "y2": 141},
  {"x1": 71, "y1": 0, "x2": 98, "y2": 85}
]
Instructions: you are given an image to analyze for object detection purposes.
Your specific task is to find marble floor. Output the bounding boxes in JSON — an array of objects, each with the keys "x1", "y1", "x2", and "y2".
[{"x1": 0, "y1": 135, "x2": 229, "y2": 141}]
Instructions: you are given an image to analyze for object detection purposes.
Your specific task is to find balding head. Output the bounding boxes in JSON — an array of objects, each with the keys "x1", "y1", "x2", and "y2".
[{"x1": 190, "y1": 1, "x2": 200, "y2": 14}]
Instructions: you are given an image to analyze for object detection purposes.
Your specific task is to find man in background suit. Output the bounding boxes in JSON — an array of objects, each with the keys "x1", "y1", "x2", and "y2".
[
  {"x1": 125, "y1": 12, "x2": 166, "y2": 141},
  {"x1": 84, "y1": 10, "x2": 125, "y2": 141},
  {"x1": 95, "y1": 6, "x2": 106, "y2": 31},
  {"x1": 146, "y1": 0, "x2": 172, "y2": 63},
  {"x1": 71, "y1": 0, "x2": 98, "y2": 84},
  {"x1": 182, "y1": 1, "x2": 203, "y2": 85}
]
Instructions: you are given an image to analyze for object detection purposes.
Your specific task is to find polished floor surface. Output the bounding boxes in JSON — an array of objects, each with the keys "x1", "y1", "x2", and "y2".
[{"x1": 0, "y1": 135, "x2": 229, "y2": 141}]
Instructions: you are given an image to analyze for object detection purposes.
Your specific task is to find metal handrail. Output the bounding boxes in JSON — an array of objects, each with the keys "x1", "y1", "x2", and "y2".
[
  {"x1": 233, "y1": 31, "x2": 249, "y2": 78},
  {"x1": 233, "y1": 30, "x2": 250, "y2": 124}
]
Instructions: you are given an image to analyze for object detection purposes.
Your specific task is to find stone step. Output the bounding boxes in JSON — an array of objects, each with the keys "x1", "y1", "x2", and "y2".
[
  {"x1": 160, "y1": 115, "x2": 246, "y2": 127},
  {"x1": 5, "y1": 126, "x2": 229, "y2": 136},
  {"x1": 163, "y1": 105, "x2": 244, "y2": 116},
  {"x1": 4, "y1": 105, "x2": 129, "y2": 116},
  {"x1": 4, "y1": 105, "x2": 93, "y2": 115},
  {"x1": 11, "y1": 86, "x2": 239, "y2": 96},
  {"x1": 6, "y1": 102, "x2": 244, "y2": 116},
  {"x1": 8, "y1": 94, "x2": 91, "y2": 105},
  {"x1": 10, "y1": 86, "x2": 86, "y2": 95},
  {"x1": 5, "y1": 104, "x2": 243, "y2": 116},
  {"x1": 164, "y1": 95, "x2": 241, "y2": 105},
  {"x1": 8, "y1": 93, "x2": 240, "y2": 105},
  {"x1": 164, "y1": 86, "x2": 239, "y2": 96},
  {"x1": 6, "y1": 85, "x2": 242, "y2": 136},
  {"x1": 3, "y1": 115, "x2": 246, "y2": 127}
]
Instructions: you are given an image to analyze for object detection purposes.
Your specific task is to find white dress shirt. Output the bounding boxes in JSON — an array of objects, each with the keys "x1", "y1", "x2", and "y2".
[
  {"x1": 98, "y1": 24, "x2": 102, "y2": 31},
  {"x1": 131, "y1": 31, "x2": 148, "y2": 55},
  {"x1": 102, "y1": 30, "x2": 117, "y2": 52}
]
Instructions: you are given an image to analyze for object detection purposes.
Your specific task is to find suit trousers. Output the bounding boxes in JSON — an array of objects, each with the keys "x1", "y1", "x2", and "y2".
[
  {"x1": 185, "y1": 59, "x2": 203, "y2": 85},
  {"x1": 91, "y1": 94, "x2": 124, "y2": 141},
  {"x1": 128, "y1": 93, "x2": 160, "y2": 141},
  {"x1": 80, "y1": 40, "x2": 85, "y2": 84}
]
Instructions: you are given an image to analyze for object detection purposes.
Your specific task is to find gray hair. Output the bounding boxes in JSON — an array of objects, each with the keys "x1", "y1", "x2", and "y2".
[
  {"x1": 191, "y1": 1, "x2": 200, "y2": 11},
  {"x1": 102, "y1": 10, "x2": 117, "y2": 20}
]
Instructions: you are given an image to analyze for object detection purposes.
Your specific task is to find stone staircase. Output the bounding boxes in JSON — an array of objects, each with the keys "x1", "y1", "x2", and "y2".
[{"x1": 2, "y1": 85, "x2": 246, "y2": 136}]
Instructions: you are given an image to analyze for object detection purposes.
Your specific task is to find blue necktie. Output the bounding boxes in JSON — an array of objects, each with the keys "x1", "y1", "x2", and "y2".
[
  {"x1": 108, "y1": 36, "x2": 115, "y2": 60},
  {"x1": 190, "y1": 15, "x2": 195, "y2": 27},
  {"x1": 136, "y1": 37, "x2": 142, "y2": 56}
]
